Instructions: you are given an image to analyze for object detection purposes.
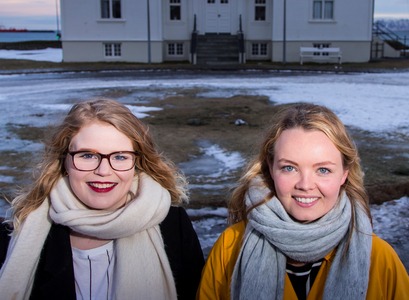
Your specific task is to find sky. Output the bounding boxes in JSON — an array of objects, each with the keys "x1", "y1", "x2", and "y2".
[{"x1": 0, "y1": 0, "x2": 409, "y2": 31}]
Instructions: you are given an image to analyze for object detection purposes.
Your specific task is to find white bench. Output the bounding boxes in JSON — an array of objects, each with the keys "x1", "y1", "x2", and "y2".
[{"x1": 300, "y1": 47, "x2": 342, "y2": 65}]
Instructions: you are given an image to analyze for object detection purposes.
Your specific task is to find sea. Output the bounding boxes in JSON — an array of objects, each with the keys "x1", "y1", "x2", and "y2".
[
  {"x1": 0, "y1": 31, "x2": 60, "y2": 43},
  {"x1": 1, "y1": 29, "x2": 408, "y2": 46}
]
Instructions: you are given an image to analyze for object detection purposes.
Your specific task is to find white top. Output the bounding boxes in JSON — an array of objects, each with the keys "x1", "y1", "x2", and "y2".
[{"x1": 72, "y1": 241, "x2": 115, "y2": 300}]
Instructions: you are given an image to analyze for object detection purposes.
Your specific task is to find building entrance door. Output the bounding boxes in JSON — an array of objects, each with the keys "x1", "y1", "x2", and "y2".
[{"x1": 205, "y1": 0, "x2": 231, "y2": 34}]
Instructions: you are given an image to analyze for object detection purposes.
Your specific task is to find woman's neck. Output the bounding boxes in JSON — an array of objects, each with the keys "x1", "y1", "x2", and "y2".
[
  {"x1": 286, "y1": 257, "x2": 307, "y2": 267},
  {"x1": 70, "y1": 230, "x2": 112, "y2": 250}
]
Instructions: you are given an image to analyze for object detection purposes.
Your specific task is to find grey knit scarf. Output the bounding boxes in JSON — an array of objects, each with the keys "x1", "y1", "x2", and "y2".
[
  {"x1": 0, "y1": 172, "x2": 177, "y2": 300},
  {"x1": 231, "y1": 177, "x2": 372, "y2": 300}
]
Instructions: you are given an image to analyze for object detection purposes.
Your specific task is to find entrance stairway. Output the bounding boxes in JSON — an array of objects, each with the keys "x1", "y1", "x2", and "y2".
[
  {"x1": 372, "y1": 21, "x2": 409, "y2": 58},
  {"x1": 196, "y1": 34, "x2": 239, "y2": 65}
]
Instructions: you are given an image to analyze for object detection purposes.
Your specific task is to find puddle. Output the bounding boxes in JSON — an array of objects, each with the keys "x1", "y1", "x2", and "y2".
[{"x1": 178, "y1": 140, "x2": 245, "y2": 194}]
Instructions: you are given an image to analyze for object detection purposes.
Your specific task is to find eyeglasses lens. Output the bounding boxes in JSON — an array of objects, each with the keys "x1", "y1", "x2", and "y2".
[{"x1": 72, "y1": 151, "x2": 136, "y2": 171}]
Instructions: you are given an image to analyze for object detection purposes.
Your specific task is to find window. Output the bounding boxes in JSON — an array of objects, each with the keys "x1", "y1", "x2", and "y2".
[
  {"x1": 312, "y1": 43, "x2": 331, "y2": 56},
  {"x1": 104, "y1": 43, "x2": 121, "y2": 57},
  {"x1": 170, "y1": 0, "x2": 181, "y2": 20},
  {"x1": 313, "y1": 0, "x2": 334, "y2": 20},
  {"x1": 168, "y1": 43, "x2": 184, "y2": 56},
  {"x1": 251, "y1": 43, "x2": 267, "y2": 56},
  {"x1": 313, "y1": 43, "x2": 331, "y2": 48},
  {"x1": 101, "y1": 0, "x2": 121, "y2": 19},
  {"x1": 255, "y1": 0, "x2": 266, "y2": 21}
]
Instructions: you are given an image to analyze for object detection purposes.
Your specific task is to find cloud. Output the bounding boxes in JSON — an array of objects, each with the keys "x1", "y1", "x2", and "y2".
[
  {"x1": 0, "y1": 0, "x2": 56, "y2": 30},
  {"x1": 1, "y1": 0, "x2": 55, "y2": 17},
  {"x1": 375, "y1": 0, "x2": 409, "y2": 17},
  {"x1": 375, "y1": 13, "x2": 409, "y2": 19}
]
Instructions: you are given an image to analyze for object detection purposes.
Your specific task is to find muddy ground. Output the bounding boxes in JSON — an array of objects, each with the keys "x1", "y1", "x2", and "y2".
[
  {"x1": 144, "y1": 94, "x2": 409, "y2": 207},
  {"x1": 2, "y1": 91, "x2": 408, "y2": 208},
  {"x1": 0, "y1": 43, "x2": 408, "y2": 207}
]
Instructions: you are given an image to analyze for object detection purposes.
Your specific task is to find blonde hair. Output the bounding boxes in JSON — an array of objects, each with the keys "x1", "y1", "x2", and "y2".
[
  {"x1": 229, "y1": 103, "x2": 371, "y2": 230},
  {"x1": 11, "y1": 98, "x2": 187, "y2": 230}
]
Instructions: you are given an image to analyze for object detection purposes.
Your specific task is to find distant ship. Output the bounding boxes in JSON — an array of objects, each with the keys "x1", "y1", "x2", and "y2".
[{"x1": 0, "y1": 27, "x2": 28, "y2": 32}]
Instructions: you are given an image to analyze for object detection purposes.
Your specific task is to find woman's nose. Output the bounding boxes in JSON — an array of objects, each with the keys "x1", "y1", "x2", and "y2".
[
  {"x1": 295, "y1": 172, "x2": 315, "y2": 191},
  {"x1": 94, "y1": 157, "x2": 113, "y2": 175}
]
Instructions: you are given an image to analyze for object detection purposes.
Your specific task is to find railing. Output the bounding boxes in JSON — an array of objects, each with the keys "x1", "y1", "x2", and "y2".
[
  {"x1": 190, "y1": 14, "x2": 198, "y2": 64},
  {"x1": 373, "y1": 21, "x2": 409, "y2": 55},
  {"x1": 237, "y1": 14, "x2": 245, "y2": 63},
  {"x1": 371, "y1": 40, "x2": 384, "y2": 60}
]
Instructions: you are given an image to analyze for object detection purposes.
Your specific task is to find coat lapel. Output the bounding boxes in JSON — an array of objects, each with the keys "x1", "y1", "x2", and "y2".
[{"x1": 30, "y1": 224, "x2": 77, "y2": 300}]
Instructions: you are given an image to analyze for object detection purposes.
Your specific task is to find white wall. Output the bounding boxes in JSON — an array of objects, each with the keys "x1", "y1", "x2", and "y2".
[
  {"x1": 272, "y1": 0, "x2": 373, "y2": 42},
  {"x1": 61, "y1": 0, "x2": 163, "y2": 42},
  {"x1": 60, "y1": 0, "x2": 375, "y2": 63},
  {"x1": 242, "y1": 0, "x2": 273, "y2": 40},
  {"x1": 162, "y1": 0, "x2": 191, "y2": 40},
  {"x1": 271, "y1": 41, "x2": 371, "y2": 63},
  {"x1": 62, "y1": 41, "x2": 163, "y2": 63}
]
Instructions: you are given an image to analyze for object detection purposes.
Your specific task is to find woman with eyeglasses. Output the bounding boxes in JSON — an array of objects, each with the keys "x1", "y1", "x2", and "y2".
[{"x1": 0, "y1": 98, "x2": 204, "y2": 300}]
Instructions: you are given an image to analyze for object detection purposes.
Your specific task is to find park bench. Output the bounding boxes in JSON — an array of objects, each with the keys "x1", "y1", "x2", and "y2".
[{"x1": 299, "y1": 47, "x2": 342, "y2": 65}]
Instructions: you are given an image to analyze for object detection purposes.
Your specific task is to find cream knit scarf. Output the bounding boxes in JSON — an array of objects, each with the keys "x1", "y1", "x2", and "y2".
[
  {"x1": 0, "y1": 172, "x2": 177, "y2": 300},
  {"x1": 231, "y1": 177, "x2": 373, "y2": 300}
]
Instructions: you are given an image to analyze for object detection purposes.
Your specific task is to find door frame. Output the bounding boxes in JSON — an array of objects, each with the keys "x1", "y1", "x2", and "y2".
[{"x1": 204, "y1": 0, "x2": 231, "y2": 34}]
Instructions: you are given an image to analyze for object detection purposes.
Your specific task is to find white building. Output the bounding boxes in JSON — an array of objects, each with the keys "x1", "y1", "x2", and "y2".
[{"x1": 60, "y1": 0, "x2": 375, "y2": 64}]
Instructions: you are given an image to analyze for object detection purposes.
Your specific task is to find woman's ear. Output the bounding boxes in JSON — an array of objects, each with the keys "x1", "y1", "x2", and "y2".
[{"x1": 341, "y1": 169, "x2": 349, "y2": 185}]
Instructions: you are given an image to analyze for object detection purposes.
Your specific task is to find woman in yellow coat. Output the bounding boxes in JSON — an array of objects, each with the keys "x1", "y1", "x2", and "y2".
[{"x1": 197, "y1": 103, "x2": 409, "y2": 300}]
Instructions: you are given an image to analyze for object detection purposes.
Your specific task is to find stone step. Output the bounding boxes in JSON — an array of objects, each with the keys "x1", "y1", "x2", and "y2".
[{"x1": 195, "y1": 34, "x2": 239, "y2": 64}]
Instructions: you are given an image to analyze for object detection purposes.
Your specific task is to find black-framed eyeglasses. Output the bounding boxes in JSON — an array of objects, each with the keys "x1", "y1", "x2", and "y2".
[{"x1": 68, "y1": 151, "x2": 138, "y2": 171}]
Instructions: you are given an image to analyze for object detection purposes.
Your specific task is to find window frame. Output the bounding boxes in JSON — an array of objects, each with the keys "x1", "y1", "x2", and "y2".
[
  {"x1": 101, "y1": 0, "x2": 122, "y2": 19},
  {"x1": 254, "y1": 0, "x2": 266, "y2": 21},
  {"x1": 313, "y1": 43, "x2": 331, "y2": 49},
  {"x1": 251, "y1": 42, "x2": 268, "y2": 56},
  {"x1": 167, "y1": 42, "x2": 184, "y2": 56},
  {"x1": 169, "y1": 0, "x2": 181, "y2": 21},
  {"x1": 104, "y1": 43, "x2": 122, "y2": 58},
  {"x1": 312, "y1": 0, "x2": 334, "y2": 20}
]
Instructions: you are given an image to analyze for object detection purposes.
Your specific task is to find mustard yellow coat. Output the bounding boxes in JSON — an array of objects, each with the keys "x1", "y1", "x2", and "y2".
[{"x1": 197, "y1": 221, "x2": 409, "y2": 300}]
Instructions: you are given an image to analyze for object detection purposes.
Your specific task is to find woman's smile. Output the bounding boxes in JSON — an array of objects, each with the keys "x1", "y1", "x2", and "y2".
[
  {"x1": 293, "y1": 196, "x2": 319, "y2": 207},
  {"x1": 87, "y1": 181, "x2": 118, "y2": 193}
]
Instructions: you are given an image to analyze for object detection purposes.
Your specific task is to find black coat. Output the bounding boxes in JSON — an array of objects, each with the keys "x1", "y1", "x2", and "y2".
[{"x1": 0, "y1": 206, "x2": 205, "y2": 300}]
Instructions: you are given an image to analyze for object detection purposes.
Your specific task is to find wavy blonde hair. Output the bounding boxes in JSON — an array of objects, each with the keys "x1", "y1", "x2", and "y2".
[
  {"x1": 229, "y1": 103, "x2": 371, "y2": 231},
  {"x1": 11, "y1": 98, "x2": 188, "y2": 230}
]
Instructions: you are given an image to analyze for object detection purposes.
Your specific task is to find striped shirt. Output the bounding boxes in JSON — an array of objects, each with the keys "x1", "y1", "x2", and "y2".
[{"x1": 286, "y1": 260, "x2": 323, "y2": 300}]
